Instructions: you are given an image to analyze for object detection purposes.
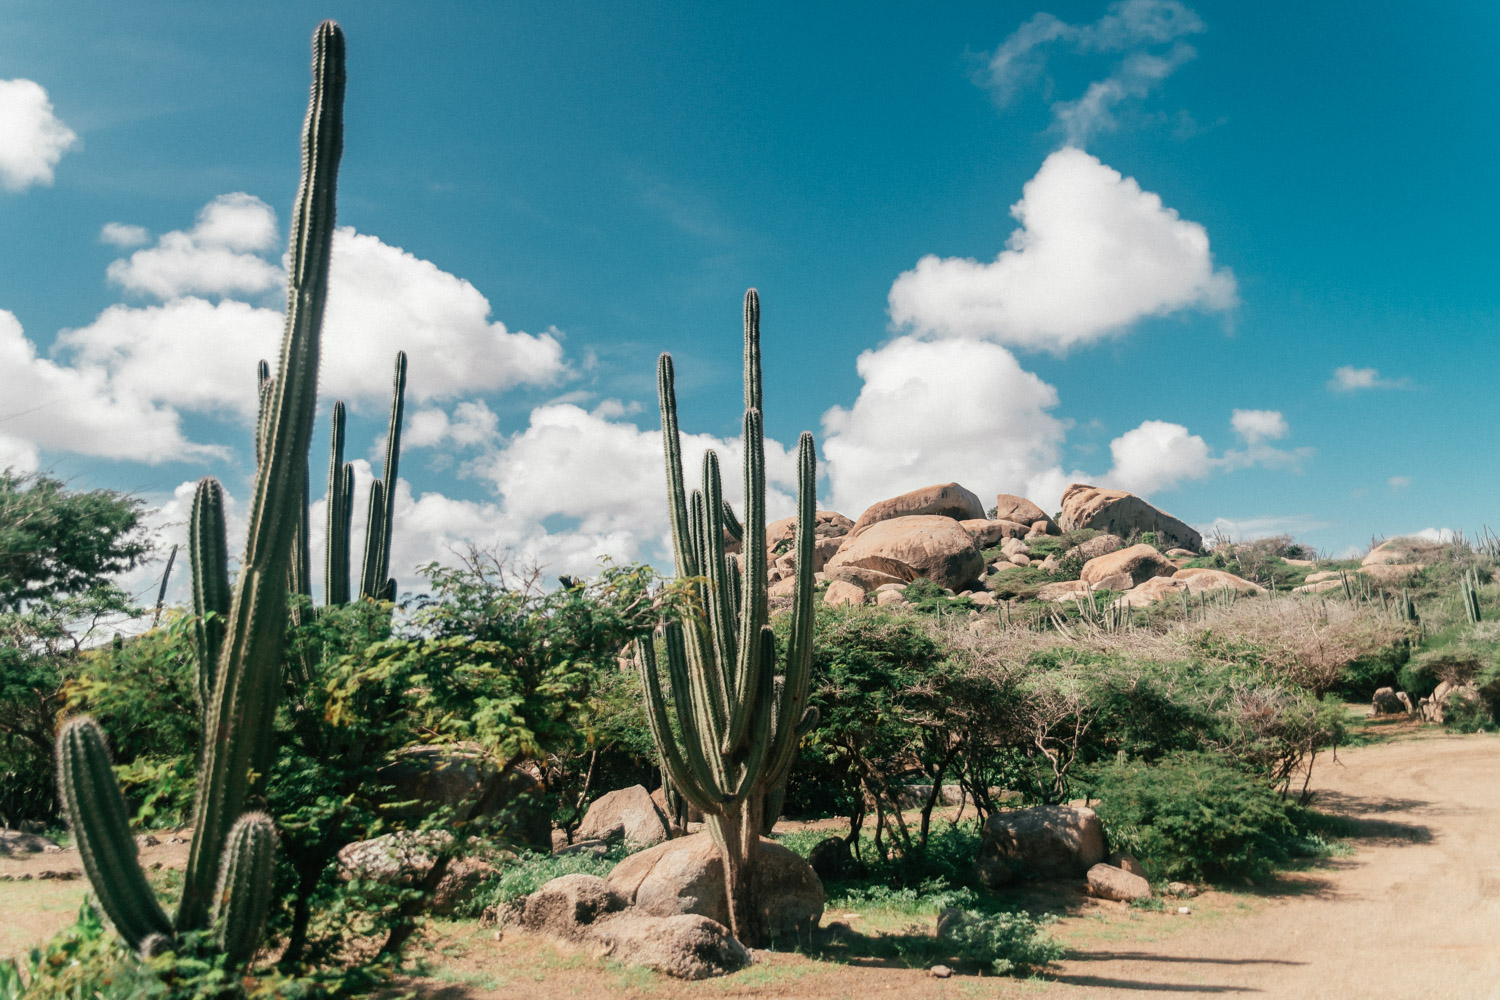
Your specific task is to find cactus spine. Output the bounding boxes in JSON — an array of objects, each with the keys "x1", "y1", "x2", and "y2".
[
  {"x1": 55, "y1": 21, "x2": 345, "y2": 964},
  {"x1": 635, "y1": 289, "x2": 819, "y2": 946}
]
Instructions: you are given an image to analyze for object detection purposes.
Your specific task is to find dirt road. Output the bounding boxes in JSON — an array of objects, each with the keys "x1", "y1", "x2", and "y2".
[{"x1": 1051, "y1": 732, "x2": 1500, "y2": 998}]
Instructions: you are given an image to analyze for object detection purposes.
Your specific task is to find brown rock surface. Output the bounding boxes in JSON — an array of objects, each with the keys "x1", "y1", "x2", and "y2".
[
  {"x1": 1173, "y1": 567, "x2": 1265, "y2": 594},
  {"x1": 978, "y1": 805, "x2": 1106, "y2": 886},
  {"x1": 824, "y1": 515, "x2": 985, "y2": 592},
  {"x1": 1080, "y1": 544, "x2": 1176, "y2": 588},
  {"x1": 849, "y1": 483, "x2": 985, "y2": 538},
  {"x1": 1058, "y1": 484, "x2": 1203, "y2": 552},
  {"x1": 1088, "y1": 862, "x2": 1151, "y2": 901},
  {"x1": 576, "y1": 785, "x2": 672, "y2": 849},
  {"x1": 823, "y1": 580, "x2": 867, "y2": 606},
  {"x1": 993, "y1": 493, "x2": 1051, "y2": 528}
]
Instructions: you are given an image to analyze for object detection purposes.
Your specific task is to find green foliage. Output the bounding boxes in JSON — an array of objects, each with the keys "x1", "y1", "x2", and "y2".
[
  {"x1": 462, "y1": 844, "x2": 630, "y2": 918},
  {"x1": 938, "y1": 908, "x2": 1064, "y2": 976},
  {"x1": 1088, "y1": 751, "x2": 1298, "y2": 883},
  {"x1": 0, "y1": 471, "x2": 149, "y2": 612},
  {"x1": 900, "y1": 577, "x2": 976, "y2": 613}
]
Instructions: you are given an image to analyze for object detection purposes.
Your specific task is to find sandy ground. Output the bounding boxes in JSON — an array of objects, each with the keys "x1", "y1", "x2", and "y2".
[{"x1": 5, "y1": 731, "x2": 1497, "y2": 998}]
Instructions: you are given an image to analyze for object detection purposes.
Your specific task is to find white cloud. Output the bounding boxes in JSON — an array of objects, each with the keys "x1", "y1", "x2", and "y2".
[
  {"x1": 1408, "y1": 527, "x2": 1454, "y2": 543},
  {"x1": 0, "y1": 309, "x2": 220, "y2": 464},
  {"x1": 107, "y1": 193, "x2": 283, "y2": 299},
  {"x1": 888, "y1": 148, "x2": 1236, "y2": 352},
  {"x1": 100, "y1": 223, "x2": 150, "y2": 249},
  {"x1": 0, "y1": 79, "x2": 79, "y2": 191},
  {"x1": 405, "y1": 400, "x2": 502, "y2": 450},
  {"x1": 1230, "y1": 408, "x2": 1288, "y2": 444},
  {"x1": 1101, "y1": 419, "x2": 1211, "y2": 496},
  {"x1": 1197, "y1": 514, "x2": 1333, "y2": 546},
  {"x1": 820, "y1": 336, "x2": 1070, "y2": 516},
  {"x1": 1387, "y1": 475, "x2": 1411, "y2": 491},
  {"x1": 1328, "y1": 365, "x2": 1407, "y2": 392},
  {"x1": 982, "y1": 0, "x2": 1204, "y2": 142}
]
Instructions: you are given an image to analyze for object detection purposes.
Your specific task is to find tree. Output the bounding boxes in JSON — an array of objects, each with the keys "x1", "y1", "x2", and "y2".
[{"x1": 0, "y1": 472, "x2": 150, "y2": 825}]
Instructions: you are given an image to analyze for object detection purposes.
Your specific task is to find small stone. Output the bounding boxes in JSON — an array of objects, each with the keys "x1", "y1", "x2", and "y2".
[
  {"x1": 137, "y1": 834, "x2": 160, "y2": 848},
  {"x1": 1177, "y1": 906, "x2": 1192, "y2": 915},
  {"x1": 1166, "y1": 881, "x2": 1198, "y2": 898},
  {"x1": 42, "y1": 844, "x2": 63, "y2": 853},
  {"x1": 930, "y1": 964, "x2": 953, "y2": 978}
]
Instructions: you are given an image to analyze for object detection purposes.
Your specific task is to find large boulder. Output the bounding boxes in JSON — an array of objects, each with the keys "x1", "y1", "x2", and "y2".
[
  {"x1": 381, "y1": 744, "x2": 550, "y2": 851},
  {"x1": 823, "y1": 580, "x2": 867, "y2": 606},
  {"x1": 977, "y1": 806, "x2": 1105, "y2": 887},
  {"x1": 1173, "y1": 567, "x2": 1264, "y2": 594},
  {"x1": 590, "y1": 913, "x2": 751, "y2": 980},
  {"x1": 1080, "y1": 544, "x2": 1176, "y2": 589},
  {"x1": 1037, "y1": 580, "x2": 1090, "y2": 603},
  {"x1": 516, "y1": 874, "x2": 749, "y2": 979},
  {"x1": 960, "y1": 518, "x2": 1028, "y2": 548},
  {"x1": 766, "y1": 510, "x2": 854, "y2": 551},
  {"x1": 849, "y1": 483, "x2": 985, "y2": 538},
  {"x1": 993, "y1": 494, "x2": 1057, "y2": 534},
  {"x1": 606, "y1": 831, "x2": 824, "y2": 940},
  {"x1": 1118, "y1": 576, "x2": 1188, "y2": 607},
  {"x1": 1064, "y1": 534, "x2": 1124, "y2": 563},
  {"x1": 1087, "y1": 863, "x2": 1151, "y2": 902},
  {"x1": 823, "y1": 515, "x2": 985, "y2": 592},
  {"x1": 576, "y1": 785, "x2": 673, "y2": 849},
  {"x1": 1058, "y1": 485, "x2": 1202, "y2": 552},
  {"x1": 0, "y1": 830, "x2": 58, "y2": 856},
  {"x1": 336, "y1": 832, "x2": 495, "y2": 915}
]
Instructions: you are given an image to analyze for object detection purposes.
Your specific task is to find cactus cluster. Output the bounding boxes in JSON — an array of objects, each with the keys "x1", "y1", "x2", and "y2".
[
  {"x1": 634, "y1": 290, "x2": 819, "y2": 946},
  {"x1": 1460, "y1": 568, "x2": 1483, "y2": 624},
  {"x1": 55, "y1": 21, "x2": 347, "y2": 966}
]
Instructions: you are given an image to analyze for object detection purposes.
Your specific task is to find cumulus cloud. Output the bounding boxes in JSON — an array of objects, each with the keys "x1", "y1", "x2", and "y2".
[
  {"x1": 820, "y1": 336, "x2": 1070, "y2": 515},
  {"x1": 1197, "y1": 514, "x2": 1333, "y2": 545},
  {"x1": 1229, "y1": 408, "x2": 1288, "y2": 444},
  {"x1": 1387, "y1": 475, "x2": 1411, "y2": 491},
  {"x1": 982, "y1": 0, "x2": 1204, "y2": 143},
  {"x1": 0, "y1": 79, "x2": 79, "y2": 191},
  {"x1": 405, "y1": 400, "x2": 502, "y2": 450},
  {"x1": 108, "y1": 194, "x2": 282, "y2": 299},
  {"x1": 888, "y1": 148, "x2": 1236, "y2": 352},
  {"x1": 99, "y1": 223, "x2": 150, "y2": 249},
  {"x1": 1100, "y1": 419, "x2": 1211, "y2": 495},
  {"x1": 0, "y1": 309, "x2": 219, "y2": 465},
  {"x1": 1328, "y1": 365, "x2": 1407, "y2": 392}
]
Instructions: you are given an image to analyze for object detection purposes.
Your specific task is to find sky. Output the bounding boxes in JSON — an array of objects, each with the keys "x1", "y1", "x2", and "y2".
[{"x1": 1, "y1": 0, "x2": 1497, "y2": 605}]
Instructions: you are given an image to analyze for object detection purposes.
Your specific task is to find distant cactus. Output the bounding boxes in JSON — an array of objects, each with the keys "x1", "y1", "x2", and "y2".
[
  {"x1": 1460, "y1": 569, "x2": 1482, "y2": 624},
  {"x1": 55, "y1": 21, "x2": 345, "y2": 966},
  {"x1": 634, "y1": 289, "x2": 819, "y2": 946}
]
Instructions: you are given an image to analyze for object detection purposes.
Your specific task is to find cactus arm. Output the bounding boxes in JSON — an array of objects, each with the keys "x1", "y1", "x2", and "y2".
[
  {"x1": 56, "y1": 718, "x2": 172, "y2": 950},
  {"x1": 324, "y1": 401, "x2": 349, "y2": 606},
  {"x1": 375, "y1": 351, "x2": 407, "y2": 587},
  {"x1": 177, "y1": 20, "x2": 344, "y2": 933},
  {"x1": 763, "y1": 431, "x2": 818, "y2": 788},
  {"x1": 698, "y1": 452, "x2": 736, "y2": 730},
  {"x1": 190, "y1": 478, "x2": 231, "y2": 714},
  {"x1": 720, "y1": 500, "x2": 743, "y2": 543},
  {"x1": 742, "y1": 289, "x2": 762, "y2": 415},
  {"x1": 358, "y1": 480, "x2": 387, "y2": 599},
  {"x1": 211, "y1": 812, "x2": 277, "y2": 967},
  {"x1": 657, "y1": 353, "x2": 699, "y2": 580},
  {"x1": 635, "y1": 634, "x2": 722, "y2": 815}
]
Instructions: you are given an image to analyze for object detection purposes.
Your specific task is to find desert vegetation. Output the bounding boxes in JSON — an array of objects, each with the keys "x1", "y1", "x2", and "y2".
[{"x1": 1, "y1": 17, "x2": 1497, "y2": 1000}]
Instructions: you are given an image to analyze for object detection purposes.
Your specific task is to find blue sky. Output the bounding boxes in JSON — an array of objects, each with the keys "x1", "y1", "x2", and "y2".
[{"x1": 1, "y1": 1, "x2": 1496, "y2": 598}]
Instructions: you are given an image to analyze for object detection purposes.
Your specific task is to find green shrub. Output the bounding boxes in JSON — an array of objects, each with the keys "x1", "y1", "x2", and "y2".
[
  {"x1": 937, "y1": 908, "x2": 1063, "y2": 975},
  {"x1": 902, "y1": 576, "x2": 976, "y2": 613},
  {"x1": 461, "y1": 845, "x2": 629, "y2": 918},
  {"x1": 1089, "y1": 751, "x2": 1297, "y2": 883}
]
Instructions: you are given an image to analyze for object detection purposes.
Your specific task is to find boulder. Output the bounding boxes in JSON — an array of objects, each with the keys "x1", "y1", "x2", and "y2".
[
  {"x1": 591, "y1": 913, "x2": 751, "y2": 980},
  {"x1": 1064, "y1": 534, "x2": 1124, "y2": 563},
  {"x1": 1058, "y1": 485, "x2": 1202, "y2": 552},
  {"x1": 381, "y1": 743, "x2": 551, "y2": 851},
  {"x1": 1087, "y1": 863, "x2": 1151, "y2": 902},
  {"x1": 875, "y1": 588, "x2": 907, "y2": 607},
  {"x1": 518, "y1": 875, "x2": 749, "y2": 979},
  {"x1": 1295, "y1": 579, "x2": 1343, "y2": 594},
  {"x1": 993, "y1": 494, "x2": 1052, "y2": 530},
  {"x1": 1000, "y1": 538, "x2": 1030, "y2": 558},
  {"x1": 807, "y1": 837, "x2": 853, "y2": 881},
  {"x1": 968, "y1": 590, "x2": 998, "y2": 606},
  {"x1": 1109, "y1": 852, "x2": 1147, "y2": 878},
  {"x1": 1038, "y1": 554, "x2": 1060, "y2": 574},
  {"x1": 1370, "y1": 687, "x2": 1411, "y2": 717},
  {"x1": 607, "y1": 831, "x2": 823, "y2": 940},
  {"x1": 1080, "y1": 544, "x2": 1176, "y2": 589},
  {"x1": 1026, "y1": 522, "x2": 1052, "y2": 539},
  {"x1": 576, "y1": 785, "x2": 673, "y2": 849},
  {"x1": 0, "y1": 830, "x2": 58, "y2": 856},
  {"x1": 824, "y1": 579, "x2": 867, "y2": 607},
  {"x1": 1007, "y1": 553, "x2": 1031, "y2": 567},
  {"x1": 1090, "y1": 572, "x2": 1135, "y2": 592},
  {"x1": 1164, "y1": 548, "x2": 1196, "y2": 558},
  {"x1": 959, "y1": 519, "x2": 1016, "y2": 548},
  {"x1": 849, "y1": 483, "x2": 985, "y2": 538},
  {"x1": 1361, "y1": 563, "x2": 1423, "y2": 583},
  {"x1": 1303, "y1": 570, "x2": 1338, "y2": 584},
  {"x1": 519, "y1": 873, "x2": 627, "y2": 941},
  {"x1": 977, "y1": 805, "x2": 1105, "y2": 886},
  {"x1": 1118, "y1": 576, "x2": 1188, "y2": 607},
  {"x1": 823, "y1": 515, "x2": 985, "y2": 592},
  {"x1": 767, "y1": 576, "x2": 797, "y2": 599},
  {"x1": 765, "y1": 510, "x2": 854, "y2": 552},
  {"x1": 1037, "y1": 580, "x2": 1090, "y2": 603},
  {"x1": 1173, "y1": 568, "x2": 1265, "y2": 594},
  {"x1": 336, "y1": 832, "x2": 495, "y2": 915}
]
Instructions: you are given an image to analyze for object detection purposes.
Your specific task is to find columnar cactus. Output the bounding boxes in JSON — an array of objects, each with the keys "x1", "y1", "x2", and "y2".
[
  {"x1": 55, "y1": 21, "x2": 346, "y2": 964},
  {"x1": 634, "y1": 289, "x2": 819, "y2": 946}
]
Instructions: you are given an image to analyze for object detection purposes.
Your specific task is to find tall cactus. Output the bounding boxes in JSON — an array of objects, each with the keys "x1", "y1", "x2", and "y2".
[
  {"x1": 634, "y1": 289, "x2": 819, "y2": 946},
  {"x1": 55, "y1": 21, "x2": 346, "y2": 965}
]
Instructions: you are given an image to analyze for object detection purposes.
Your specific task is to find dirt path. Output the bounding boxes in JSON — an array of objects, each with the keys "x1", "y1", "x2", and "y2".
[{"x1": 1050, "y1": 731, "x2": 1500, "y2": 998}]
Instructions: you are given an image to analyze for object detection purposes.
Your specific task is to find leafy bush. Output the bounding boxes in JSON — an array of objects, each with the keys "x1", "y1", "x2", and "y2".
[
  {"x1": 901, "y1": 577, "x2": 976, "y2": 613},
  {"x1": 938, "y1": 909, "x2": 1063, "y2": 975},
  {"x1": 460, "y1": 844, "x2": 629, "y2": 918},
  {"x1": 1088, "y1": 751, "x2": 1297, "y2": 883}
]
